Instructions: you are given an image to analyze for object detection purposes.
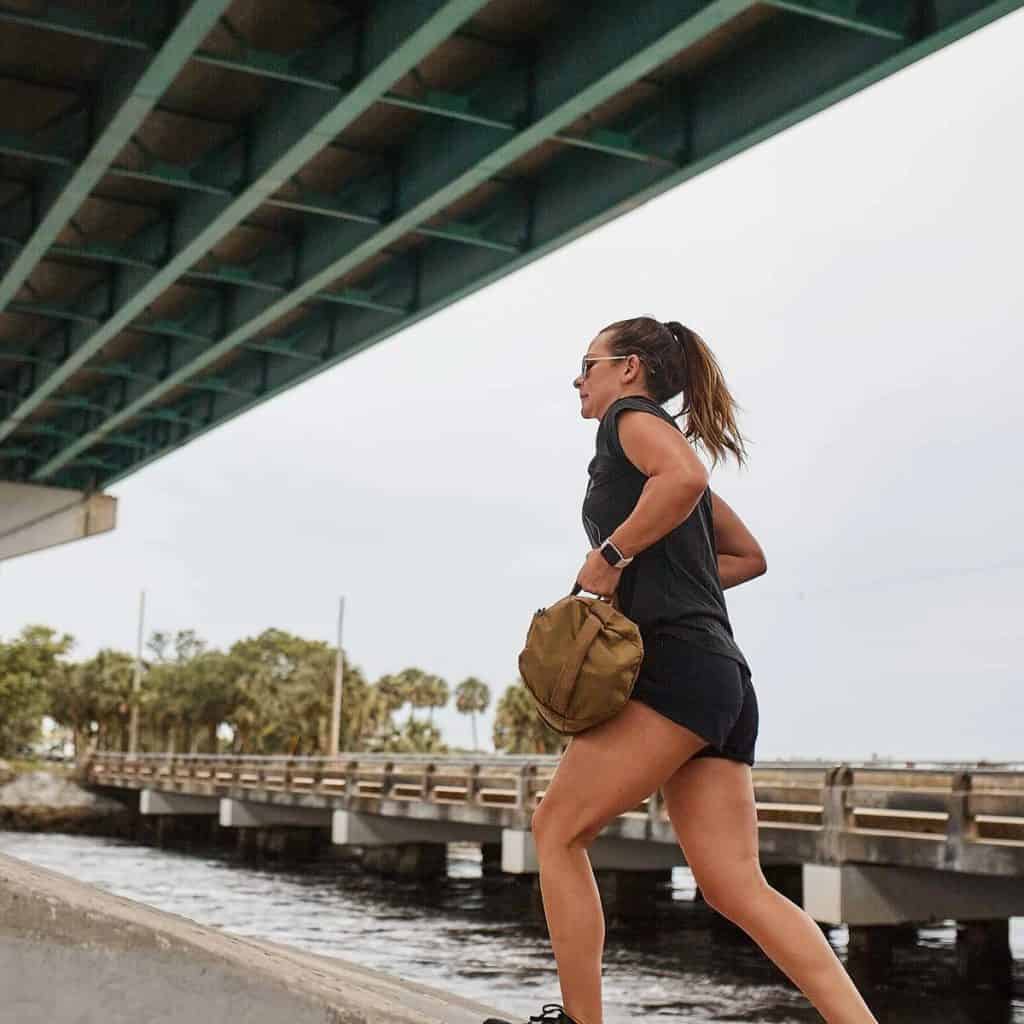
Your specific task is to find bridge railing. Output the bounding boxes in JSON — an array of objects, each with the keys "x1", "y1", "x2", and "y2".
[{"x1": 86, "y1": 754, "x2": 1024, "y2": 860}]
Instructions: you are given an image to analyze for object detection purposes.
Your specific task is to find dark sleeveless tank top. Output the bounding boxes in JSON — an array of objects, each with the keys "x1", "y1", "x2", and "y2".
[{"x1": 581, "y1": 395, "x2": 749, "y2": 672}]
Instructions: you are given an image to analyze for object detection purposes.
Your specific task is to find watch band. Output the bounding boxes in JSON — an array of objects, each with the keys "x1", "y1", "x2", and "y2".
[{"x1": 599, "y1": 538, "x2": 633, "y2": 569}]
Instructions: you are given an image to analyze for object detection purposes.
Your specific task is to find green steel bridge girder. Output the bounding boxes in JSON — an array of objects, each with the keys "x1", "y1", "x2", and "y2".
[
  {"x1": 18, "y1": 0, "x2": 765, "y2": 479},
  {"x1": 3, "y1": 0, "x2": 1023, "y2": 488},
  {"x1": 0, "y1": 191, "x2": 525, "y2": 299},
  {"x1": 0, "y1": 0, "x2": 232, "y2": 312},
  {"x1": 20, "y1": 0, "x2": 1023, "y2": 491},
  {"x1": 0, "y1": 0, "x2": 930, "y2": 434},
  {"x1": 0, "y1": 0, "x2": 492, "y2": 446}
]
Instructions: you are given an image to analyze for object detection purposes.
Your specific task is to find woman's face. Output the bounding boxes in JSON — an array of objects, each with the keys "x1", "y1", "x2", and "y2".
[{"x1": 574, "y1": 331, "x2": 633, "y2": 421}]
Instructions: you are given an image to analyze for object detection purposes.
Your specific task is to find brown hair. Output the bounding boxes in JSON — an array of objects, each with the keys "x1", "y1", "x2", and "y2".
[{"x1": 602, "y1": 316, "x2": 749, "y2": 469}]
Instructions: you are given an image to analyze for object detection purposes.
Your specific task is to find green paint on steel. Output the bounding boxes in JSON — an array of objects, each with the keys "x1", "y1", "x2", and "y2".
[
  {"x1": 0, "y1": 0, "x2": 489, "y2": 448},
  {"x1": 765, "y1": 1, "x2": 909, "y2": 40},
  {"x1": 57, "y1": 0, "x2": 1024, "y2": 490},
  {"x1": 0, "y1": 0, "x2": 231, "y2": 317},
  {"x1": 0, "y1": 5, "x2": 153, "y2": 50},
  {"x1": 7, "y1": 301, "x2": 100, "y2": 325},
  {"x1": 30, "y1": 0, "x2": 752, "y2": 478}
]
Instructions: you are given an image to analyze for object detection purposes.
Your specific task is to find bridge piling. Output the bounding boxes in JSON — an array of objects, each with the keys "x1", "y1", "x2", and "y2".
[
  {"x1": 481, "y1": 842, "x2": 503, "y2": 875},
  {"x1": 762, "y1": 864, "x2": 803, "y2": 906},
  {"x1": 234, "y1": 826, "x2": 329, "y2": 862},
  {"x1": 362, "y1": 842, "x2": 448, "y2": 880},
  {"x1": 594, "y1": 869, "x2": 673, "y2": 925},
  {"x1": 956, "y1": 920, "x2": 1013, "y2": 994}
]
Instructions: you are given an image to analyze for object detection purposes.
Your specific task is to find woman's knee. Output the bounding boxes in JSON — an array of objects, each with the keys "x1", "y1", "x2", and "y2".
[
  {"x1": 531, "y1": 800, "x2": 603, "y2": 852},
  {"x1": 695, "y1": 864, "x2": 770, "y2": 921}
]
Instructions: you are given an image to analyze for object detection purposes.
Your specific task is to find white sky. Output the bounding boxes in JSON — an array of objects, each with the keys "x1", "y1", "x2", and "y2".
[{"x1": 3, "y1": 13, "x2": 1023, "y2": 759}]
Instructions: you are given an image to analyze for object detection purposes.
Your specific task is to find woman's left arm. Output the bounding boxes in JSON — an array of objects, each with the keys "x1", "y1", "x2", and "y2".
[{"x1": 575, "y1": 411, "x2": 709, "y2": 597}]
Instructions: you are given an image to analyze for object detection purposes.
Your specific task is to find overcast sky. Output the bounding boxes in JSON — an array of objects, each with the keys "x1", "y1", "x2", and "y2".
[{"x1": 3, "y1": 13, "x2": 1022, "y2": 760}]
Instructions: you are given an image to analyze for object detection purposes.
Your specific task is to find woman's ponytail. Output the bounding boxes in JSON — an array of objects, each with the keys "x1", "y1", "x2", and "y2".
[{"x1": 603, "y1": 316, "x2": 750, "y2": 470}]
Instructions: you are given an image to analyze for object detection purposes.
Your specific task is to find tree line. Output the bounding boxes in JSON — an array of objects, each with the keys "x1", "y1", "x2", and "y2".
[{"x1": 0, "y1": 624, "x2": 562, "y2": 759}]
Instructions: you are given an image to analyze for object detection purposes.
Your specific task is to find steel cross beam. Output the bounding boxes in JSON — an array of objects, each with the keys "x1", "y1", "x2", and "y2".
[
  {"x1": 0, "y1": 4, "x2": 159, "y2": 50},
  {"x1": 39, "y1": 0, "x2": 1024, "y2": 489},
  {"x1": 27, "y1": 0, "x2": 755, "y2": 480},
  {"x1": 0, "y1": 0, "x2": 489, "y2": 446},
  {"x1": 0, "y1": 0, "x2": 230, "y2": 314}
]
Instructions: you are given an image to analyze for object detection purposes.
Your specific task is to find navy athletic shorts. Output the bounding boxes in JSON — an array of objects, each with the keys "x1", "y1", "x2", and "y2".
[{"x1": 629, "y1": 632, "x2": 758, "y2": 766}]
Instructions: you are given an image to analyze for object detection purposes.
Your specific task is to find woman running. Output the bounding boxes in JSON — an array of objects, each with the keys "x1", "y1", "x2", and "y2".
[{"x1": 490, "y1": 317, "x2": 877, "y2": 1024}]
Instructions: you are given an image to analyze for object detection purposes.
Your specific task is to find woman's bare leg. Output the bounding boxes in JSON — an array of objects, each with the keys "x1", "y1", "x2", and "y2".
[
  {"x1": 531, "y1": 702, "x2": 708, "y2": 1024},
  {"x1": 662, "y1": 757, "x2": 878, "y2": 1023}
]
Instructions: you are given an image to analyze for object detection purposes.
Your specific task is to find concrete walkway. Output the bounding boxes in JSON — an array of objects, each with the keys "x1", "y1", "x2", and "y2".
[{"x1": 0, "y1": 851, "x2": 511, "y2": 1024}]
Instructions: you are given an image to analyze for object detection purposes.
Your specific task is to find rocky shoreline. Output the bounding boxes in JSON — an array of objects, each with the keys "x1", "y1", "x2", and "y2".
[{"x1": 0, "y1": 766, "x2": 133, "y2": 836}]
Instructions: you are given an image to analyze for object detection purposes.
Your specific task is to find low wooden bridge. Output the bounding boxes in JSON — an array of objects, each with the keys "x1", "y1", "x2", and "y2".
[
  {"x1": 88, "y1": 752, "x2": 1024, "y2": 872},
  {"x1": 86, "y1": 752, "x2": 1024, "y2": 989}
]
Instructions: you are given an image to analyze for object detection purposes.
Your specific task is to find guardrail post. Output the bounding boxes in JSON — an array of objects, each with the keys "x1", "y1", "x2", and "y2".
[
  {"x1": 345, "y1": 759, "x2": 358, "y2": 803},
  {"x1": 516, "y1": 762, "x2": 537, "y2": 824},
  {"x1": 944, "y1": 770, "x2": 974, "y2": 871},
  {"x1": 467, "y1": 763, "x2": 481, "y2": 805},
  {"x1": 422, "y1": 762, "x2": 436, "y2": 801},
  {"x1": 821, "y1": 764, "x2": 854, "y2": 864},
  {"x1": 381, "y1": 760, "x2": 395, "y2": 799}
]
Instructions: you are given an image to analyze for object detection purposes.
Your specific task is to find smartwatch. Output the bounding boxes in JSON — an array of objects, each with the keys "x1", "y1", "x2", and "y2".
[{"x1": 599, "y1": 538, "x2": 633, "y2": 569}]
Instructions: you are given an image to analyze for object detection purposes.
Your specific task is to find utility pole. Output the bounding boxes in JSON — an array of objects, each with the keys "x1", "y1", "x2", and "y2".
[
  {"x1": 329, "y1": 596, "x2": 345, "y2": 757},
  {"x1": 128, "y1": 589, "x2": 145, "y2": 756}
]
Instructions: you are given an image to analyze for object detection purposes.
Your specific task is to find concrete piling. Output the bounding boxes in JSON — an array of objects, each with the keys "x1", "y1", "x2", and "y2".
[
  {"x1": 361, "y1": 842, "x2": 448, "y2": 880},
  {"x1": 956, "y1": 919, "x2": 1013, "y2": 994}
]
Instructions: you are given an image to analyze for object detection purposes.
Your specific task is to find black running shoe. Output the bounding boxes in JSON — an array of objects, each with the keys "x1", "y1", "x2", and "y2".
[{"x1": 484, "y1": 1003, "x2": 578, "y2": 1024}]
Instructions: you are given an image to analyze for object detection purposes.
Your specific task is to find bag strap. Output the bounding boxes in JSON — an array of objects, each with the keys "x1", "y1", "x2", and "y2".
[
  {"x1": 572, "y1": 582, "x2": 621, "y2": 611},
  {"x1": 551, "y1": 607, "x2": 605, "y2": 724}
]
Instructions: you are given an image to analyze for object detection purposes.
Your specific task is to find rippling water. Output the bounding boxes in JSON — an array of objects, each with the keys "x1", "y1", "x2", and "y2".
[{"x1": 1, "y1": 830, "x2": 1020, "y2": 1023}]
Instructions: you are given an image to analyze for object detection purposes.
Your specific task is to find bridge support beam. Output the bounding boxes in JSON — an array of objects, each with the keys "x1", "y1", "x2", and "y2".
[
  {"x1": 219, "y1": 798, "x2": 331, "y2": 829},
  {"x1": 139, "y1": 790, "x2": 218, "y2": 816},
  {"x1": 333, "y1": 810, "x2": 501, "y2": 880},
  {"x1": 501, "y1": 829, "x2": 683, "y2": 874},
  {"x1": 802, "y1": 863, "x2": 1024, "y2": 925},
  {"x1": 0, "y1": 482, "x2": 116, "y2": 561},
  {"x1": 331, "y1": 810, "x2": 501, "y2": 846}
]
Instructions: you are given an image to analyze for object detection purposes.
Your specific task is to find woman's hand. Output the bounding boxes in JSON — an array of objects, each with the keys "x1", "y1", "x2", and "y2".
[{"x1": 575, "y1": 547, "x2": 622, "y2": 598}]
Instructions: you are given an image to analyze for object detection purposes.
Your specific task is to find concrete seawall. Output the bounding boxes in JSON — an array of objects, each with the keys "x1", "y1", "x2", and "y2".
[{"x1": 0, "y1": 852, "x2": 509, "y2": 1024}]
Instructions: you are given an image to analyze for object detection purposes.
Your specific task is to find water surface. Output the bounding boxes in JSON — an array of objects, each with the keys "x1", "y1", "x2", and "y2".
[{"x1": 1, "y1": 831, "x2": 1020, "y2": 1024}]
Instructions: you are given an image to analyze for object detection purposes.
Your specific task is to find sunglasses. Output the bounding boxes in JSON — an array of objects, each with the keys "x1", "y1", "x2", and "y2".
[{"x1": 579, "y1": 355, "x2": 627, "y2": 380}]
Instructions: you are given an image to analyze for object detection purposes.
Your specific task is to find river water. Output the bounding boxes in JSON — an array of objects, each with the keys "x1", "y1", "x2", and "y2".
[{"x1": 1, "y1": 830, "x2": 1020, "y2": 1024}]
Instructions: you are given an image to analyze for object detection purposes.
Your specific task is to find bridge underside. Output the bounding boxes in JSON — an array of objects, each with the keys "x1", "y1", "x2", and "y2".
[{"x1": 0, "y1": 0, "x2": 1020, "y2": 494}]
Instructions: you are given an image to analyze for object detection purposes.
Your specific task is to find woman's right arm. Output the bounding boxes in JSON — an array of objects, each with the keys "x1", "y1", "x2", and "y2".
[{"x1": 710, "y1": 490, "x2": 767, "y2": 590}]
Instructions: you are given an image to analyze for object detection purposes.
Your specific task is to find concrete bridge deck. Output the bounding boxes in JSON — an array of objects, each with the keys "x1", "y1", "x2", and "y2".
[
  {"x1": 13, "y1": 752, "x2": 1009, "y2": 992},
  {"x1": 87, "y1": 752, "x2": 1024, "y2": 945},
  {"x1": 89, "y1": 753, "x2": 1024, "y2": 876}
]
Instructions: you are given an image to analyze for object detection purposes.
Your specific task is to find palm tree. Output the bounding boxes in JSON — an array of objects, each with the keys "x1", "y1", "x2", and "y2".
[
  {"x1": 424, "y1": 674, "x2": 449, "y2": 725},
  {"x1": 399, "y1": 667, "x2": 431, "y2": 724},
  {"x1": 455, "y1": 676, "x2": 491, "y2": 751},
  {"x1": 188, "y1": 651, "x2": 239, "y2": 753},
  {"x1": 492, "y1": 679, "x2": 563, "y2": 754}
]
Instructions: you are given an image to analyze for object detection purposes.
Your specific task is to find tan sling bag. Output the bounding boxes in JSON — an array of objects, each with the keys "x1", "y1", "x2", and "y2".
[{"x1": 518, "y1": 584, "x2": 644, "y2": 735}]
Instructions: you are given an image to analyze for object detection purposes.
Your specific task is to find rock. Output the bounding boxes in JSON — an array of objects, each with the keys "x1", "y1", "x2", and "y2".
[
  {"x1": 0, "y1": 770, "x2": 129, "y2": 835},
  {"x1": 0, "y1": 771, "x2": 123, "y2": 813}
]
